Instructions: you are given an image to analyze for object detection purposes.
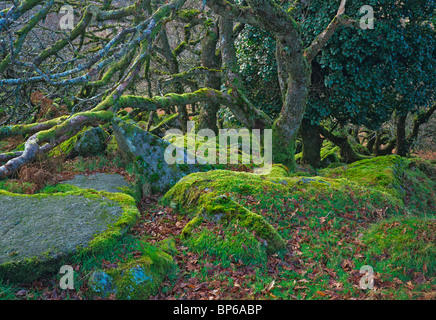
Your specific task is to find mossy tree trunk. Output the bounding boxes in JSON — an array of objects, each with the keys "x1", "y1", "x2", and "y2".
[
  {"x1": 159, "y1": 28, "x2": 189, "y2": 132},
  {"x1": 0, "y1": 111, "x2": 113, "y2": 179},
  {"x1": 206, "y1": 0, "x2": 353, "y2": 171},
  {"x1": 373, "y1": 103, "x2": 435, "y2": 157},
  {"x1": 197, "y1": 19, "x2": 221, "y2": 134}
]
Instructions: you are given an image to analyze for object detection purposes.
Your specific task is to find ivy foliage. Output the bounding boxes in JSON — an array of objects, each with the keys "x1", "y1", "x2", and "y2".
[
  {"x1": 236, "y1": 25, "x2": 282, "y2": 118},
  {"x1": 302, "y1": 0, "x2": 436, "y2": 128},
  {"x1": 235, "y1": 0, "x2": 436, "y2": 129}
]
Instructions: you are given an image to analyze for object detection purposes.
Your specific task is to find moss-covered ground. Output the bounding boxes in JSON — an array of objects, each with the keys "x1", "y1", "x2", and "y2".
[{"x1": 0, "y1": 153, "x2": 434, "y2": 300}]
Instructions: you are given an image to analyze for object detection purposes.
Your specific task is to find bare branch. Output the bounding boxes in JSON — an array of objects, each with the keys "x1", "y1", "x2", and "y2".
[{"x1": 304, "y1": 0, "x2": 356, "y2": 63}]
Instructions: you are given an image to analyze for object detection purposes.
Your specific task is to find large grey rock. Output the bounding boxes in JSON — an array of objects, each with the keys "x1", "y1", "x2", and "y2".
[
  {"x1": 61, "y1": 173, "x2": 132, "y2": 194},
  {"x1": 0, "y1": 189, "x2": 139, "y2": 282},
  {"x1": 112, "y1": 118, "x2": 207, "y2": 195}
]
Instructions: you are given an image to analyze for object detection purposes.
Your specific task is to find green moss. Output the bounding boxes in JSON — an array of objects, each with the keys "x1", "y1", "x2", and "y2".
[
  {"x1": 0, "y1": 187, "x2": 139, "y2": 283},
  {"x1": 37, "y1": 183, "x2": 81, "y2": 194},
  {"x1": 180, "y1": 216, "x2": 203, "y2": 238},
  {"x1": 320, "y1": 155, "x2": 435, "y2": 214},
  {"x1": 181, "y1": 194, "x2": 287, "y2": 254},
  {"x1": 161, "y1": 168, "x2": 288, "y2": 212},
  {"x1": 149, "y1": 113, "x2": 179, "y2": 135},
  {"x1": 161, "y1": 169, "x2": 296, "y2": 255},
  {"x1": 161, "y1": 165, "x2": 402, "y2": 215},
  {"x1": 105, "y1": 135, "x2": 119, "y2": 156},
  {"x1": 106, "y1": 241, "x2": 176, "y2": 300},
  {"x1": 321, "y1": 155, "x2": 406, "y2": 197},
  {"x1": 320, "y1": 141, "x2": 340, "y2": 166},
  {"x1": 263, "y1": 163, "x2": 289, "y2": 177},
  {"x1": 161, "y1": 159, "x2": 418, "y2": 264},
  {"x1": 36, "y1": 111, "x2": 113, "y2": 143},
  {"x1": 177, "y1": 9, "x2": 201, "y2": 20},
  {"x1": 184, "y1": 221, "x2": 268, "y2": 266},
  {"x1": 408, "y1": 157, "x2": 436, "y2": 181},
  {"x1": 157, "y1": 238, "x2": 178, "y2": 256},
  {"x1": 49, "y1": 128, "x2": 86, "y2": 157},
  {"x1": 352, "y1": 142, "x2": 370, "y2": 156},
  {"x1": 401, "y1": 159, "x2": 436, "y2": 214},
  {"x1": 271, "y1": 119, "x2": 296, "y2": 172}
]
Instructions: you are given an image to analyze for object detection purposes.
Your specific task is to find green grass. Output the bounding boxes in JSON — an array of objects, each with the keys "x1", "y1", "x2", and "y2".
[
  {"x1": 363, "y1": 216, "x2": 436, "y2": 276},
  {"x1": 184, "y1": 221, "x2": 268, "y2": 267}
]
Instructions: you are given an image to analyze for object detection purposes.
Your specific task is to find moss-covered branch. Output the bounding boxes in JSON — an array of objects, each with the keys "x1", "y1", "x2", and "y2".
[
  {"x1": 0, "y1": 111, "x2": 113, "y2": 179},
  {"x1": 318, "y1": 125, "x2": 370, "y2": 163},
  {"x1": 0, "y1": 116, "x2": 69, "y2": 141},
  {"x1": 32, "y1": 1, "x2": 149, "y2": 67},
  {"x1": 160, "y1": 67, "x2": 222, "y2": 86},
  {"x1": 0, "y1": 0, "x2": 54, "y2": 73},
  {"x1": 113, "y1": 88, "x2": 233, "y2": 112},
  {"x1": 407, "y1": 103, "x2": 436, "y2": 148}
]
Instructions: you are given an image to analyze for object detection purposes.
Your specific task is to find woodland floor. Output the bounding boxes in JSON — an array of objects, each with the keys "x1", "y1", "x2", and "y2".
[{"x1": 0, "y1": 150, "x2": 435, "y2": 300}]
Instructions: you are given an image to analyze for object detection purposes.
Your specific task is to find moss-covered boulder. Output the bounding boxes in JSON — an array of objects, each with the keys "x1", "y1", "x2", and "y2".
[
  {"x1": 320, "y1": 155, "x2": 436, "y2": 213},
  {"x1": 161, "y1": 165, "x2": 352, "y2": 213},
  {"x1": 161, "y1": 166, "x2": 298, "y2": 256},
  {"x1": 87, "y1": 240, "x2": 176, "y2": 299},
  {"x1": 112, "y1": 117, "x2": 206, "y2": 195},
  {"x1": 0, "y1": 188, "x2": 139, "y2": 282},
  {"x1": 181, "y1": 195, "x2": 287, "y2": 255},
  {"x1": 74, "y1": 126, "x2": 109, "y2": 156},
  {"x1": 161, "y1": 157, "x2": 434, "y2": 260},
  {"x1": 51, "y1": 126, "x2": 109, "y2": 158},
  {"x1": 183, "y1": 219, "x2": 269, "y2": 266},
  {"x1": 320, "y1": 156, "x2": 407, "y2": 197}
]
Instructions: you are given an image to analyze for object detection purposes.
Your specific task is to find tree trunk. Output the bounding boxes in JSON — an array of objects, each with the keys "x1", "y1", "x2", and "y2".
[
  {"x1": 395, "y1": 113, "x2": 408, "y2": 157},
  {"x1": 197, "y1": 19, "x2": 221, "y2": 133},
  {"x1": 160, "y1": 28, "x2": 188, "y2": 132},
  {"x1": 407, "y1": 103, "x2": 436, "y2": 149},
  {"x1": 204, "y1": 0, "x2": 353, "y2": 171},
  {"x1": 271, "y1": 39, "x2": 310, "y2": 171},
  {"x1": 301, "y1": 118, "x2": 322, "y2": 168},
  {"x1": 365, "y1": 131, "x2": 376, "y2": 154}
]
